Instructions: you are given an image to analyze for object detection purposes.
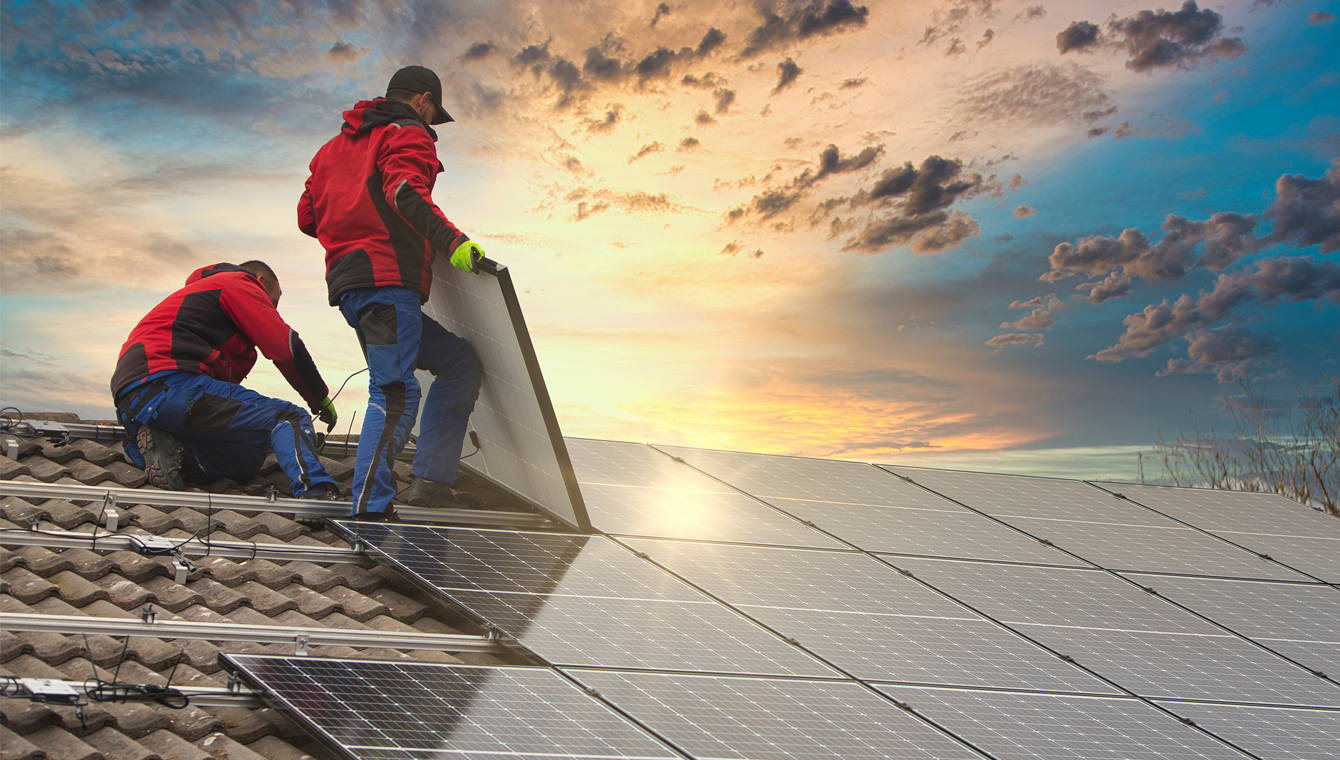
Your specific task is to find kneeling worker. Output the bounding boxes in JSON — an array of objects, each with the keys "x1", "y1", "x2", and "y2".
[{"x1": 111, "y1": 261, "x2": 340, "y2": 499}]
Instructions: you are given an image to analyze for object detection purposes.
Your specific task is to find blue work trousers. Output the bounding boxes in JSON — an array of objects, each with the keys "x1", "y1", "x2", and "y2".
[
  {"x1": 338, "y1": 287, "x2": 480, "y2": 516},
  {"x1": 116, "y1": 371, "x2": 336, "y2": 496}
]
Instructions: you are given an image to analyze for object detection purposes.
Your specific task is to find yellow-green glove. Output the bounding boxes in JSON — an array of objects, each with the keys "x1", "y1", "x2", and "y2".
[
  {"x1": 450, "y1": 241, "x2": 483, "y2": 273},
  {"x1": 313, "y1": 396, "x2": 338, "y2": 431}
]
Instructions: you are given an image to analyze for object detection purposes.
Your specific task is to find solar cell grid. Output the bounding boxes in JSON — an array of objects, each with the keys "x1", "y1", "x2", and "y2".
[
  {"x1": 738, "y1": 605, "x2": 1120, "y2": 692},
  {"x1": 446, "y1": 589, "x2": 839, "y2": 676},
  {"x1": 874, "y1": 685, "x2": 1253, "y2": 760},
  {"x1": 1213, "y1": 533, "x2": 1340, "y2": 584},
  {"x1": 655, "y1": 445, "x2": 956, "y2": 510},
  {"x1": 890, "y1": 558, "x2": 1222, "y2": 634},
  {"x1": 566, "y1": 438, "x2": 731, "y2": 492},
  {"x1": 1115, "y1": 574, "x2": 1340, "y2": 643},
  {"x1": 565, "y1": 670, "x2": 986, "y2": 760},
  {"x1": 222, "y1": 655, "x2": 679, "y2": 759},
  {"x1": 1094, "y1": 482, "x2": 1340, "y2": 539},
  {"x1": 622, "y1": 539, "x2": 971, "y2": 616},
  {"x1": 1002, "y1": 517, "x2": 1311, "y2": 580},
  {"x1": 882, "y1": 466, "x2": 1175, "y2": 526},
  {"x1": 1012, "y1": 623, "x2": 1340, "y2": 706},
  {"x1": 1152, "y1": 702, "x2": 1340, "y2": 760}
]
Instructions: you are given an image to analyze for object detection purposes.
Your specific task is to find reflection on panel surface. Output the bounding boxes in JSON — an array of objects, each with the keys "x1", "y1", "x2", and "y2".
[
  {"x1": 1214, "y1": 533, "x2": 1340, "y2": 584},
  {"x1": 881, "y1": 466, "x2": 1173, "y2": 526},
  {"x1": 875, "y1": 685, "x2": 1251, "y2": 760},
  {"x1": 656, "y1": 444, "x2": 952, "y2": 509},
  {"x1": 1151, "y1": 701, "x2": 1340, "y2": 760},
  {"x1": 222, "y1": 655, "x2": 678, "y2": 760},
  {"x1": 565, "y1": 670, "x2": 984, "y2": 760},
  {"x1": 1093, "y1": 482, "x2": 1340, "y2": 539},
  {"x1": 419, "y1": 257, "x2": 588, "y2": 530},
  {"x1": 1002, "y1": 517, "x2": 1310, "y2": 580},
  {"x1": 566, "y1": 439, "x2": 843, "y2": 547}
]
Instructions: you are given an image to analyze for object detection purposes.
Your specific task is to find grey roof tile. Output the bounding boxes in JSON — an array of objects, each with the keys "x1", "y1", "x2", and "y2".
[
  {"x1": 105, "y1": 552, "x2": 172, "y2": 584},
  {"x1": 0, "y1": 724, "x2": 45, "y2": 760},
  {"x1": 81, "y1": 599, "x2": 139, "y2": 620},
  {"x1": 192, "y1": 557, "x2": 252, "y2": 588},
  {"x1": 0, "y1": 457, "x2": 31, "y2": 480},
  {"x1": 1, "y1": 495, "x2": 47, "y2": 525},
  {"x1": 236, "y1": 561, "x2": 299, "y2": 590},
  {"x1": 198, "y1": 731, "x2": 270, "y2": 760},
  {"x1": 0, "y1": 696, "x2": 63, "y2": 736},
  {"x1": 1, "y1": 630, "x2": 31, "y2": 662},
  {"x1": 24, "y1": 594, "x2": 81, "y2": 617},
  {"x1": 141, "y1": 576, "x2": 206, "y2": 613},
  {"x1": 322, "y1": 586, "x2": 388, "y2": 623},
  {"x1": 67, "y1": 440, "x2": 124, "y2": 468},
  {"x1": 182, "y1": 580, "x2": 245, "y2": 614},
  {"x1": 17, "y1": 457, "x2": 72, "y2": 483},
  {"x1": 5, "y1": 566, "x2": 58, "y2": 604},
  {"x1": 23, "y1": 725, "x2": 101, "y2": 760},
  {"x1": 368, "y1": 587, "x2": 427, "y2": 623},
  {"x1": 11, "y1": 632, "x2": 80, "y2": 666},
  {"x1": 274, "y1": 584, "x2": 339, "y2": 619},
  {"x1": 155, "y1": 702, "x2": 222, "y2": 744},
  {"x1": 1, "y1": 546, "x2": 19, "y2": 573},
  {"x1": 11, "y1": 546, "x2": 72, "y2": 576},
  {"x1": 173, "y1": 641, "x2": 223, "y2": 675},
  {"x1": 83, "y1": 725, "x2": 163, "y2": 760},
  {"x1": 34, "y1": 440, "x2": 87, "y2": 465},
  {"x1": 199, "y1": 511, "x2": 263, "y2": 540},
  {"x1": 245, "y1": 513, "x2": 306, "y2": 543},
  {"x1": 245, "y1": 733, "x2": 337, "y2": 760},
  {"x1": 94, "y1": 573, "x2": 153, "y2": 609},
  {"x1": 58, "y1": 548, "x2": 116, "y2": 580},
  {"x1": 49, "y1": 569, "x2": 111, "y2": 607},
  {"x1": 233, "y1": 581, "x2": 297, "y2": 617},
  {"x1": 280, "y1": 562, "x2": 341, "y2": 593},
  {"x1": 128, "y1": 505, "x2": 180, "y2": 534},
  {"x1": 41, "y1": 500, "x2": 100, "y2": 530},
  {"x1": 340, "y1": 564, "x2": 390, "y2": 595},
  {"x1": 67, "y1": 459, "x2": 116, "y2": 486},
  {"x1": 140, "y1": 728, "x2": 214, "y2": 760},
  {"x1": 106, "y1": 461, "x2": 148, "y2": 488}
]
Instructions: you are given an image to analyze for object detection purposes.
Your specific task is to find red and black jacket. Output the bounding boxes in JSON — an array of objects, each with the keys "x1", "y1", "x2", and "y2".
[
  {"x1": 111, "y1": 264, "x2": 328, "y2": 406},
  {"x1": 299, "y1": 98, "x2": 470, "y2": 306}
]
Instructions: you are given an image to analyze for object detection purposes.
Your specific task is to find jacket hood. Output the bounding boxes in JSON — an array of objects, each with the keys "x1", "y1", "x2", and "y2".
[
  {"x1": 340, "y1": 98, "x2": 437, "y2": 141},
  {"x1": 186, "y1": 263, "x2": 251, "y2": 286}
]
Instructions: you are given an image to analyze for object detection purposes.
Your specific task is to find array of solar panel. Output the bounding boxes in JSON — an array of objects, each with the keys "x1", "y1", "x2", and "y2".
[
  {"x1": 564, "y1": 438, "x2": 843, "y2": 547},
  {"x1": 873, "y1": 685, "x2": 1255, "y2": 760},
  {"x1": 891, "y1": 557, "x2": 1340, "y2": 706},
  {"x1": 1150, "y1": 702, "x2": 1340, "y2": 760},
  {"x1": 332, "y1": 521, "x2": 836, "y2": 677},
  {"x1": 222, "y1": 655, "x2": 681, "y2": 760},
  {"x1": 419, "y1": 256, "x2": 589, "y2": 530},
  {"x1": 564, "y1": 670, "x2": 986, "y2": 760},
  {"x1": 1094, "y1": 482, "x2": 1340, "y2": 583}
]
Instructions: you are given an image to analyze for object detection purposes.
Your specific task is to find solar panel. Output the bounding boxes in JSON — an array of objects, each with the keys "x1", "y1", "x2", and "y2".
[
  {"x1": 621, "y1": 540, "x2": 1117, "y2": 692},
  {"x1": 564, "y1": 670, "x2": 986, "y2": 760},
  {"x1": 1213, "y1": 533, "x2": 1340, "y2": 584},
  {"x1": 1001, "y1": 516, "x2": 1312, "y2": 580},
  {"x1": 221, "y1": 654, "x2": 680, "y2": 760},
  {"x1": 881, "y1": 466, "x2": 1174, "y2": 526},
  {"x1": 1092, "y1": 482, "x2": 1340, "y2": 539},
  {"x1": 1151, "y1": 702, "x2": 1340, "y2": 760},
  {"x1": 565, "y1": 439, "x2": 844, "y2": 547},
  {"x1": 654, "y1": 444, "x2": 956, "y2": 510},
  {"x1": 333, "y1": 522, "x2": 837, "y2": 677},
  {"x1": 418, "y1": 256, "x2": 589, "y2": 530},
  {"x1": 875, "y1": 685, "x2": 1253, "y2": 760},
  {"x1": 766, "y1": 498, "x2": 1087, "y2": 564}
]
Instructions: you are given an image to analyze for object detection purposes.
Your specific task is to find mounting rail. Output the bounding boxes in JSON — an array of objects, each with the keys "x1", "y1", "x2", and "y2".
[{"x1": 0, "y1": 528, "x2": 373, "y2": 566}]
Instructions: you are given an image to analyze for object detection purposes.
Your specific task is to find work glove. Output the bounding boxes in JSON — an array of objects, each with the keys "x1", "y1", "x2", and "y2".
[
  {"x1": 313, "y1": 396, "x2": 338, "y2": 431},
  {"x1": 450, "y1": 241, "x2": 483, "y2": 273}
]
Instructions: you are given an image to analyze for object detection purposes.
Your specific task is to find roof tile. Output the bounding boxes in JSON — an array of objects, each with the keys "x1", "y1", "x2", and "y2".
[
  {"x1": 94, "y1": 573, "x2": 153, "y2": 609},
  {"x1": 23, "y1": 724, "x2": 101, "y2": 760},
  {"x1": 0, "y1": 724, "x2": 44, "y2": 760},
  {"x1": 339, "y1": 564, "x2": 389, "y2": 595},
  {"x1": 99, "y1": 702, "x2": 174, "y2": 740},
  {"x1": 59, "y1": 548, "x2": 117, "y2": 580},
  {"x1": 128, "y1": 505, "x2": 180, "y2": 534},
  {"x1": 83, "y1": 725, "x2": 163, "y2": 760},
  {"x1": 141, "y1": 576, "x2": 206, "y2": 613},
  {"x1": 139, "y1": 728, "x2": 214, "y2": 760},
  {"x1": 67, "y1": 459, "x2": 116, "y2": 486},
  {"x1": 281, "y1": 562, "x2": 341, "y2": 593},
  {"x1": 173, "y1": 641, "x2": 223, "y2": 675},
  {"x1": 274, "y1": 584, "x2": 339, "y2": 619},
  {"x1": 68, "y1": 440, "x2": 124, "y2": 468},
  {"x1": 5, "y1": 566, "x2": 58, "y2": 604},
  {"x1": 1, "y1": 495, "x2": 47, "y2": 525},
  {"x1": 1, "y1": 546, "x2": 19, "y2": 573},
  {"x1": 12, "y1": 546, "x2": 72, "y2": 576},
  {"x1": 321, "y1": 586, "x2": 388, "y2": 623},
  {"x1": 198, "y1": 731, "x2": 270, "y2": 760},
  {"x1": 49, "y1": 569, "x2": 111, "y2": 607},
  {"x1": 193, "y1": 557, "x2": 252, "y2": 588},
  {"x1": 183, "y1": 579, "x2": 246, "y2": 614},
  {"x1": 81, "y1": 599, "x2": 140, "y2": 620},
  {"x1": 42, "y1": 500, "x2": 100, "y2": 530},
  {"x1": 17, "y1": 457, "x2": 72, "y2": 483},
  {"x1": 198, "y1": 511, "x2": 263, "y2": 540},
  {"x1": 106, "y1": 461, "x2": 148, "y2": 489},
  {"x1": 0, "y1": 697, "x2": 63, "y2": 736},
  {"x1": 155, "y1": 703, "x2": 223, "y2": 743},
  {"x1": 236, "y1": 560, "x2": 300, "y2": 590},
  {"x1": 245, "y1": 733, "x2": 338, "y2": 760},
  {"x1": 1, "y1": 437, "x2": 40, "y2": 459},
  {"x1": 233, "y1": 581, "x2": 297, "y2": 617},
  {"x1": 34, "y1": 440, "x2": 86, "y2": 465},
  {"x1": 1, "y1": 630, "x2": 32, "y2": 662},
  {"x1": 12, "y1": 632, "x2": 81, "y2": 665},
  {"x1": 246, "y1": 512, "x2": 306, "y2": 543},
  {"x1": 0, "y1": 458, "x2": 31, "y2": 480},
  {"x1": 368, "y1": 587, "x2": 427, "y2": 623},
  {"x1": 105, "y1": 551, "x2": 173, "y2": 584}
]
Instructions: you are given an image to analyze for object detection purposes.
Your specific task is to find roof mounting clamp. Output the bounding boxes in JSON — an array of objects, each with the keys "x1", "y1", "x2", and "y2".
[
  {"x1": 295, "y1": 634, "x2": 310, "y2": 656},
  {"x1": 486, "y1": 626, "x2": 504, "y2": 642},
  {"x1": 141, "y1": 605, "x2": 157, "y2": 624},
  {"x1": 4, "y1": 437, "x2": 19, "y2": 461},
  {"x1": 227, "y1": 672, "x2": 244, "y2": 694},
  {"x1": 173, "y1": 558, "x2": 190, "y2": 585},
  {"x1": 102, "y1": 493, "x2": 119, "y2": 532}
]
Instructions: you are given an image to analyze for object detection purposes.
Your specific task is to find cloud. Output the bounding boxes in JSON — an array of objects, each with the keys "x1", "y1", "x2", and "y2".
[
  {"x1": 1265, "y1": 161, "x2": 1340, "y2": 254},
  {"x1": 1248, "y1": 256, "x2": 1340, "y2": 303},
  {"x1": 1014, "y1": 205, "x2": 1036, "y2": 218},
  {"x1": 774, "y1": 58, "x2": 803, "y2": 93},
  {"x1": 678, "y1": 136, "x2": 702, "y2": 151},
  {"x1": 697, "y1": 27, "x2": 728, "y2": 56},
  {"x1": 1015, "y1": 5, "x2": 1046, "y2": 22},
  {"x1": 714, "y1": 88, "x2": 736, "y2": 113},
  {"x1": 1308, "y1": 11, "x2": 1336, "y2": 25},
  {"x1": 651, "y1": 2, "x2": 671, "y2": 27},
  {"x1": 987, "y1": 333, "x2": 1045, "y2": 347},
  {"x1": 921, "y1": 0, "x2": 998, "y2": 54},
  {"x1": 729, "y1": 142, "x2": 885, "y2": 223},
  {"x1": 1156, "y1": 326, "x2": 1278, "y2": 382},
  {"x1": 1049, "y1": 212, "x2": 1261, "y2": 282},
  {"x1": 977, "y1": 29, "x2": 995, "y2": 50},
  {"x1": 1000, "y1": 307, "x2": 1054, "y2": 329},
  {"x1": 911, "y1": 210, "x2": 980, "y2": 253},
  {"x1": 840, "y1": 155, "x2": 991, "y2": 254},
  {"x1": 584, "y1": 103, "x2": 624, "y2": 132},
  {"x1": 1057, "y1": 1, "x2": 1248, "y2": 73},
  {"x1": 1078, "y1": 271, "x2": 1134, "y2": 303},
  {"x1": 1009, "y1": 295, "x2": 1068, "y2": 311},
  {"x1": 327, "y1": 41, "x2": 362, "y2": 64},
  {"x1": 955, "y1": 63, "x2": 1115, "y2": 129},
  {"x1": 462, "y1": 41, "x2": 495, "y2": 62},
  {"x1": 629, "y1": 142, "x2": 664, "y2": 163},
  {"x1": 1091, "y1": 274, "x2": 1252, "y2": 361},
  {"x1": 840, "y1": 77, "x2": 867, "y2": 89},
  {"x1": 740, "y1": 0, "x2": 871, "y2": 58}
]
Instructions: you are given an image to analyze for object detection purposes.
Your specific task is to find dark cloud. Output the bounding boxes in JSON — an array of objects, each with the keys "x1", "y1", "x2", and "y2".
[
  {"x1": 584, "y1": 46, "x2": 626, "y2": 83},
  {"x1": 921, "y1": 0, "x2": 998, "y2": 54},
  {"x1": 1016, "y1": 5, "x2": 1046, "y2": 22},
  {"x1": 840, "y1": 77, "x2": 867, "y2": 89},
  {"x1": 1088, "y1": 127, "x2": 1108, "y2": 138},
  {"x1": 697, "y1": 27, "x2": 727, "y2": 56},
  {"x1": 1056, "y1": 21, "x2": 1100, "y2": 53},
  {"x1": 1001, "y1": 307, "x2": 1054, "y2": 329},
  {"x1": 1091, "y1": 274, "x2": 1252, "y2": 361},
  {"x1": 1014, "y1": 205, "x2": 1036, "y2": 218},
  {"x1": 1248, "y1": 256, "x2": 1340, "y2": 303},
  {"x1": 741, "y1": 0, "x2": 870, "y2": 58},
  {"x1": 1264, "y1": 161, "x2": 1340, "y2": 254},
  {"x1": 721, "y1": 241, "x2": 744, "y2": 255},
  {"x1": 585, "y1": 104, "x2": 623, "y2": 132},
  {"x1": 1158, "y1": 326, "x2": 1278, "y2": 382},
  {"x1": 1078, "y1": 271, "x2": 1133, "y2": 303},
  {"x1": 651, "y1": 2, "x2": 671, "y2": 27},
  {"x1": 977, "y1": 29, "x2": 995, "y2": 50},
  {"x1": 912, "y1": 210, "x2": 980, "y2": 253},
  {"x1": 774, "y1": 58, "x2": 802, "y2": 93},
  {"x1": 956, "y1": 63, "x2": 1114, "y2": 128},
  {"x1": 682, "y1": 71, "x2": 725, "y2": 88},
  {"x1": 714, "y1": 88, "x2": 736, "y2": 113},
  {"x1": 944, "y1": 38, "x2": 967, "y2": 56},
  {"x1": 839, "y1": 155, "x2": 991, "y2": 255},
  {"x1": 1008, "y1": 173, "x2": 1026, "y2": 191},
  {"x1": 1049, "y1": 212, "x2": 1262, "y2": 283},
  {"x1": 695, "y1": 109, "x2": 716, "y2": 125},
  {"x1": 635, "y1": 46, "x2": 686, "y2": 83},
  {"x1": 629, "y1": 142, "x2": 664, "y2": 163},
  {"x1": 328, "y1": 41, "x2": 361, "y2": 63},
  {"x1": 1009, "y1": 295, "x2": 1067, "y2": 310},
  {"x1": 986, "y1": 332, "x2": 1045, "y2": 347},
  {"x1": 678, "y1": 136, "x2": 701, "y2": 151},
  {"x1": 1308, "y1": 11, "x2": 1336, "y2": 25},
  {"x1": 1058, "y1": 1, "x2": 1248, "y2": 73},
  {"x1": 729, "y1": 142, "x2": 885, "y2": 223},
  {"x1": 462, "y1": 41, "x2": 495, "y2": 61}
]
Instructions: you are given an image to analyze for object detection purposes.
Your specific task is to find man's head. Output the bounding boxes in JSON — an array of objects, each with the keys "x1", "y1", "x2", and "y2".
[
  {"x1": 240, "y1": 260, "x2": 282, "y2": 306},
  {"x1": 386, "y1": 65, "x2": 453, "y2": 125}
]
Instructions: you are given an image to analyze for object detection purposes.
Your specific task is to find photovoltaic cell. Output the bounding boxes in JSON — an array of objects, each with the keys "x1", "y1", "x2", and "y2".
[
  {"x1": 566, "y1": 439, "x2": 843, "y2": 547},
  {"x1": 564, "y1": 670, "x2": 985, "y2": 760},
  {"x1": 1001, "y1": 516, "x2": 1311, "y2": 580},
  {"x1": 333, "y1": 522, "x2": 836, "y2": 677},
  {"x1": 1212, "y1": 533, "x2": 1340, "y2": 584},
  {"x1": 769, "y1": 499, "x2": 1088, "y2": 564},
  {"x1": 1009, "y1": 623, "x2": 1340, "y2": 706},
  {"x1": 654, "y1": 445, "x2": 957, "y2": 510},
  {"x1": 1152, "y1": 702, "x2": 1340, "y2": 760},
  {"x1": 740, "y1": 606, "x2": 1119, "y2": 692},
  {"x1": 221, "y1": 655, "x2": 679, "y2": 760},
  {"x1": 1092, "y1": 482, "x2": 1340, "y2": 539},
  {"x1": 874, "y1": 685, "x2": 1252, "y2": 760},
  {"x1": 419, "y1": 257, "x2": 589, "y2": 530},
  {"x1": 881, "y1": 466, "x2": 1174, "y2": 526}
]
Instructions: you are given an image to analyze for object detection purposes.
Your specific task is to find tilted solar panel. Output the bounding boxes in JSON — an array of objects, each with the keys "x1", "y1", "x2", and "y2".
[
  {"x1": 418, "y1": 256, "x2": 589, "y2": 530},
  {"x1": 1149, "y1": 701, "x2": 1340, "y2": 760},
  {"x1": 1090, "y1": 482, "x2": 1340, "y2": 539},
  {"x1": 221, "y1": 655, "x2": 680, "y2": 760}
]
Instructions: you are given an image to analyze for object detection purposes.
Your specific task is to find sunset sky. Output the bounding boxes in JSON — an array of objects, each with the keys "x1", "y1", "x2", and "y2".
[{"x1": 2, "y1": 0, "x2": 1337, "y2": 480}]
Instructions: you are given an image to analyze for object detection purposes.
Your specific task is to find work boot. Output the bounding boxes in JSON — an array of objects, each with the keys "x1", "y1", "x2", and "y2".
[
  {"x1": 352, "y1": 508, "x2": 400, "y2": 523},
  {"x1": 138, "y1": 425, "x2": 187, "y2": 491},
  {"x1": 297, "y1": 482, "x2": 342, "y2": 501},
  {"x1": 402, "y1": 476, "x2": 468, "y2": 508}
]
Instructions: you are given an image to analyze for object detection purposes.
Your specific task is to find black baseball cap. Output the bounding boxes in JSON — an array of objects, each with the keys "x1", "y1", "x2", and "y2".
[{"x1": 387, "y1": 65, "x2": 453, "y2": 124}]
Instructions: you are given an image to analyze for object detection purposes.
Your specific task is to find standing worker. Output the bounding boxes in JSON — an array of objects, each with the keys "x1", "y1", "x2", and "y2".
[
  {"x1": 111, "y1": 261, "x2": 341, "y2": 499},
  {"x1": 299, "y1": 65, "x2": 483, "y2": 522}
]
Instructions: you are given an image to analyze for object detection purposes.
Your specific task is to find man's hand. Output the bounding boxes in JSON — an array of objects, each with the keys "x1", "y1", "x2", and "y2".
[
  {"x1": 313, "y1": 396, "x2": 338, "y2": 431},
  {"x1": 450, "y1": 241, "x2": 483, "y2": 273}
]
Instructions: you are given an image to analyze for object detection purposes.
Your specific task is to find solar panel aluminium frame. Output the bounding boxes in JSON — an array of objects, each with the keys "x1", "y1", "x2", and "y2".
[{"x1": 419, "y1": 256, "x2": 590, "y2": 531}]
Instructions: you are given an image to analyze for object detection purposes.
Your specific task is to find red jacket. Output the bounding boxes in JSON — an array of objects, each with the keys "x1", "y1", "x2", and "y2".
[
  {"x1": 299, "y1": 98, "x2": 470, "y2": 305},
  {"x1": 111, "y1": 264, "x2": 328, "y2": 406}
]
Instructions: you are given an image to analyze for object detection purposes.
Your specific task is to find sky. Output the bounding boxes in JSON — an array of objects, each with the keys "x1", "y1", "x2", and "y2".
[{"x1": 1, "y1": 0, "x2": 1337, "y2": 481}]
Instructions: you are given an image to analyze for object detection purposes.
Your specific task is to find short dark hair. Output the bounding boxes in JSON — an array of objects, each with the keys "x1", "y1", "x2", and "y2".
[
  {"x1": 239, "y1": 260, "x2": 277, "y2": 282},
  {"x1": 386, "y1": 88, "x2": 420, "y2": 103}
]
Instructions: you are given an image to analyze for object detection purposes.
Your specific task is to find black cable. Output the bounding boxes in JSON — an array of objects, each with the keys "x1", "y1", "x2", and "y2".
[{"x1": 329, "y1": 367, "x2": 368, "y2": 403}]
